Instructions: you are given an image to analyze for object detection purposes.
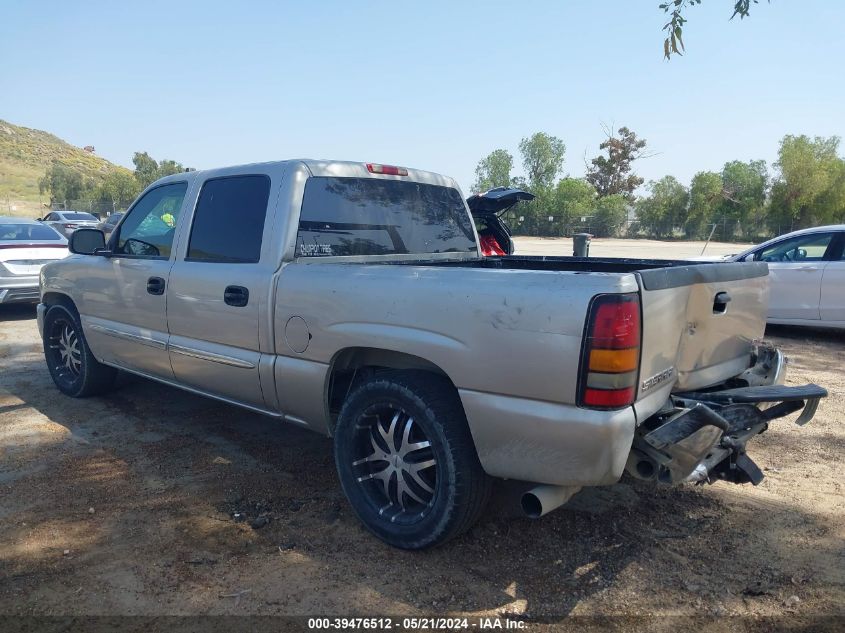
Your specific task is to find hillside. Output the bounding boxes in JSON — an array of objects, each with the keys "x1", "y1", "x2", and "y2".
[{"x1": 0, "y1": 118, "x2": 130, "y2": 217}]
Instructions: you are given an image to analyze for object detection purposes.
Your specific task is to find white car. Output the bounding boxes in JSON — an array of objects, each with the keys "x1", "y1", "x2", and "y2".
[
  {"x1": 0, "y1": 216, "x2": 69, "y2": 303},
  {"x1": 727, "y1": 225, "x2": 845, "y2": 328}
]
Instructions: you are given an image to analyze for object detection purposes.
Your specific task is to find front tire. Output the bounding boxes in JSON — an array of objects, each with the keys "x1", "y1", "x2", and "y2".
[
  {"x1": 42, "y1": 303, "x2": 117, "y2": 397},
  {"x1": 334, "y1": 371, "x2": 491, "y2": 550}
]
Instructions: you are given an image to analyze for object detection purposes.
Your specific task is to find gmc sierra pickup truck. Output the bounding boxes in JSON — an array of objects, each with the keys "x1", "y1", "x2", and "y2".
[{"x1": 38, "y1": 160, "x2": 826, "y2": 549}]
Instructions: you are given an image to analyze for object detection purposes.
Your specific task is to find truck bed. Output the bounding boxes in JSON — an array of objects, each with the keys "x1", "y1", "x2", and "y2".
[
  {"x1": 426, "y1": 255, "x2": 768, "y2": 291},
  {"x1": 396, "y1": 255, "x2": 770, "y2": 406}
]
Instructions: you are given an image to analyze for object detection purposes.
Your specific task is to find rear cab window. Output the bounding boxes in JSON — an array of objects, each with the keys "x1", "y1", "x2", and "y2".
[
  {"x1": 62, "y1": 212, "x2": 97, "y2": 221},
  {"x1": 296, "y1": 177, "x2": 476, "y2": 258},
  {"x1": 0, "y1": 224, "x2": 63, "y2": 241}
]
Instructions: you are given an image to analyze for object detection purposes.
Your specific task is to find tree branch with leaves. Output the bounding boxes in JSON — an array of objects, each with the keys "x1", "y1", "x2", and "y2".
[{"x1": 661, "y1": 0, "x2": 766, "y2": 59}]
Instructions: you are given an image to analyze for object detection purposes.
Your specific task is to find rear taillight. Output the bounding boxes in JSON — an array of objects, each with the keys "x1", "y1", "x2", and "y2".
[
  {"x1": 578, "y1": 293, "x2": 641, "y2": 409},
  {"x1": 366, "y1": 163, "x2": 408, "y2": 176}
]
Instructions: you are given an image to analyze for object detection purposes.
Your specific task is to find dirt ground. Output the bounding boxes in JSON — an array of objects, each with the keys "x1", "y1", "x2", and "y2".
[{"x1": 1, "y1": 240, "x2": 843, "y2": 629}]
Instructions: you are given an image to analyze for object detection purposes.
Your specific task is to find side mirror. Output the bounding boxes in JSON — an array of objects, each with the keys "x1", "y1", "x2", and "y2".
[
  {"x1": 36, "y1": 217, "x2": 42, "y2": 222},
  {"x1": 69, "y1": 228, "x2": 108, "y2": 255}
]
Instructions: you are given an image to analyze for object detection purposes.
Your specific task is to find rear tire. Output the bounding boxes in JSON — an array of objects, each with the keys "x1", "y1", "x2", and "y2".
[
  {"x1": 42, "y1": 303, "x2": 117, "y2": 397},
  {"x1": 334, "y1": 370, "x2": 491, "y2": 550}
]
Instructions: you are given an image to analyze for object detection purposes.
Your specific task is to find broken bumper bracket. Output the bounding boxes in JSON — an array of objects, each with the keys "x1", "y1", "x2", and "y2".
[{"x1": 629, "y1": 382, "x2": 828, "y2": 486}]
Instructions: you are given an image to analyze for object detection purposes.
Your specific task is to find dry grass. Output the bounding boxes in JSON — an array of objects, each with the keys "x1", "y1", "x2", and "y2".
[{"x1": 0, "y1": 119, "x2": 130, "y2": 218}]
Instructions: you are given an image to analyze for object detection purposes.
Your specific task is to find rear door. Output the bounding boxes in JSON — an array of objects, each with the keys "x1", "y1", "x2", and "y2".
[
  {"x1": 819, "y1": 232, "x2": 845, "y2": 323},
  {"x1": 742, "y1": 231, "x2": 837, "y2": 321},
  {"x1": 166, "y1": 169, "x2": 281, "y2": 410}
]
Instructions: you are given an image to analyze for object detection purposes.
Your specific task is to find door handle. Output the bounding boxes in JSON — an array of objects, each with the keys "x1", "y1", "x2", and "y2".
[
  {"x1": 147, "y1": 276, "x2": 165, "y2": 295},
  {"x1": 224, "y1": 285, "x2": 249, "y2": 307},
  {"x1": 713, "y1": 291, "x2": 731, "y2": 314}
]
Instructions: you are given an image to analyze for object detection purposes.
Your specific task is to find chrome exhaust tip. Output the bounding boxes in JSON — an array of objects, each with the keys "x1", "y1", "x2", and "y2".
[{"x1": 520, "y1": 485, "x2": 581, "y2": 519}]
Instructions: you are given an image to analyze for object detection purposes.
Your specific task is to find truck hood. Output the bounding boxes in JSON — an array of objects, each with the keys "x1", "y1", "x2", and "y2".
[{"x1": 466, "y1": 187, "x2": 534, "y2": 216}]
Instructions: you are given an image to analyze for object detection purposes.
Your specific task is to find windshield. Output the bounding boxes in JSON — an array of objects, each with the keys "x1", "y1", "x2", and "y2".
[
  {"x1": 62, "y1": 212, "x2": 97, "y2": 221},
  {"x1": 297, "y1": 177, "x2": 476, "y2": 258},
  {"x1": 0, "y1": 223, "x2": 64, "y2": 241}
]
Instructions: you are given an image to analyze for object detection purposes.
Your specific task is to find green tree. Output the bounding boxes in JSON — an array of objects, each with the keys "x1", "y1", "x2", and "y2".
[
  {"x1": 719, "y1": 160, "x2": 768, "y2": 237},
  {"x1": 525, "y1": 186, "x2": 557, "y2": 236},
  {"x1": 38, "y1": 161, "x2": 86, "y2": 204},
  {"x1": 769, "y1": 135, "x2": 845, "y2": 230},
  {"x1": 157, "y1": 159, "x2": 184, "y2": 178},
  {"x1": 95, "y1": 171, "x2": 140, "y2": 210},
  {"x1": 518, "y1": 132, "x2": 565, "y2": 189},
  {"x1": 472, "y1": 149, "x2": 514, "y2": 192},
  {"x1": 132, "y1": 151, "x2": 160, "y2": 188},
  {"x1": 636, "y1": 176, "x2": 689, "y2": 237},
  {"x1": 592, "y1": 194, "x2": 628, "y2": 237},
  {"x1": 133, "y1": 152, "x2": 187, "y2": 188},
  {"x1": 585, "y1": 127, "x2": 647, "y2": 201},
  {"x1": 686, "y1": 171, "x2": 723, "y2": 238},
  {"x1": 554, "y1": 178, "x2": 596, "y2": 233},
  {"x1": 661, "y1": 1, "x2": 768, "y2": 59}
]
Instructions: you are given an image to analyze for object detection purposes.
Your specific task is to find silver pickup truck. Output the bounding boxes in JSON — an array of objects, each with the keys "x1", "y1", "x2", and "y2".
[{"x1": 38, "y1": 160, "x2": 827, "y2": 549}]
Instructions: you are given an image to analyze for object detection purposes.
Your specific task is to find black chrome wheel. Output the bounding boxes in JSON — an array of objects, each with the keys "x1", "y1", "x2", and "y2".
[
  {"x1": 46, "y1": 313, "x2": 83, "y2": 388},
  {"x1": 334, "y1": 371, "x2": 491, "y2": 549},
  {"x1": 42, "y1": 303, "x2": 117, "y2": 397},
  {"x1": 352, "y1": 406, "x2": 439, "y2": 525}
]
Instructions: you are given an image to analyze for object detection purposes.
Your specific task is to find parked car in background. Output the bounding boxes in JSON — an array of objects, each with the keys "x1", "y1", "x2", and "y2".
[
  {"x1": 466, "y1": 187, "x2": 535, "y2": 256},
  {"x1": 39, "y1": 211, "x2": 100, "y2": 238},
  {"x1": 720, "y1": 225, "x2": 844, "y2": 329},
  {"x1": 97, "y1": 212, "x2": 124, "y2": 239},
  {"x1": 0, "y1": 216, "x2": 68, "y2": 303}
]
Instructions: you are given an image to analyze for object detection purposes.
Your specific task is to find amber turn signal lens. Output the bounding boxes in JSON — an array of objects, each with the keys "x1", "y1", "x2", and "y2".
[{"x1": 588, "y1": 348, "x2": 639, "y2": 373}]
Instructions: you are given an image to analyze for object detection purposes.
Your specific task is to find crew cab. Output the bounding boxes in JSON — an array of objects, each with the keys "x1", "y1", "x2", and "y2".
[{"x1": 38, "y1": 160, "x2": 826, "y2": 549}]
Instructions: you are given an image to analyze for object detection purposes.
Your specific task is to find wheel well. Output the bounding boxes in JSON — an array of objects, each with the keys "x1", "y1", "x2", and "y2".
[
  {"x1": 41, "y1": 292, "x2": 78, "y2": 315},
  {"x1": 325, "y1": 348, "x2": 456, "y2": 432}
]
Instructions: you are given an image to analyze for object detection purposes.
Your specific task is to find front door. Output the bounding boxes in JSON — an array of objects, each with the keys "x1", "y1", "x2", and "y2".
[
  {"x1": 751, "y1": 231, "x2": 836, "y2": 321},
  {"x1": 80, "y1": 181, "x2": 190, "y2": 379},
  {"x1": 166, "y1": 172, "x2": 276, "y2": 410}
]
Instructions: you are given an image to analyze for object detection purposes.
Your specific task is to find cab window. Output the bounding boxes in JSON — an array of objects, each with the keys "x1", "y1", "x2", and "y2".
[
  {"x1": 114, "y1": 182, "x2": 188, "y2": 258},
  {"x1": 186, "y1": 175, "x2": 271, "y2": 263}
]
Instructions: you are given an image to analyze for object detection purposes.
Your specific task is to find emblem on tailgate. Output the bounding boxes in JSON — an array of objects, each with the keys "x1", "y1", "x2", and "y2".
[{"x1": 642, "y1": 367, "x2": 675, "y2": 392}]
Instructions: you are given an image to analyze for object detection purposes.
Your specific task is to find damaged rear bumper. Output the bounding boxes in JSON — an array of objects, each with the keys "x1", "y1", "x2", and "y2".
[{"x1": 626, "y1": 346, "x2": 827, "y2": 486}]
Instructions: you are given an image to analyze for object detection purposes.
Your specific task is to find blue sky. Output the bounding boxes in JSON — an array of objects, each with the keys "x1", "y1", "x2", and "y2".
[{"x1": 2, "y1": 1, "x2": 843, "y2": 193}]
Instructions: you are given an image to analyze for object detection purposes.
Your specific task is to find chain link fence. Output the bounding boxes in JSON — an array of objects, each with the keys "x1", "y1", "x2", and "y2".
[
  {"x1": 505, "y1": 211, "x2": 781, "y2": 243},
  {"x1": 48, "y1": 198, "x2": 126, "y2": 219}
]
